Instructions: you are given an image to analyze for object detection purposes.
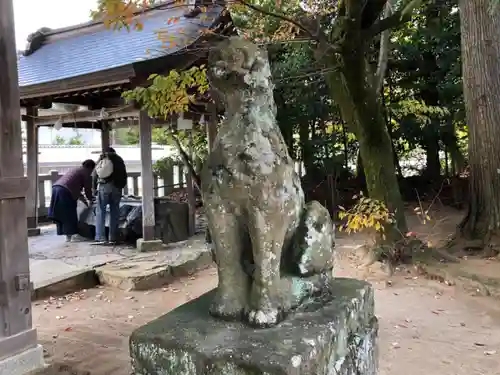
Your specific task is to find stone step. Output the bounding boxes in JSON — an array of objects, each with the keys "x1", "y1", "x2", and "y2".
[
  {"x1": 30, "y1": 363, "x2": 90, "y2": 375},
  {"x1": 32, "y1": 268, "x2": 98, "y2": 301},
  {"x1": 95, "y1": 240, "x2": 213, "y2": 291}
]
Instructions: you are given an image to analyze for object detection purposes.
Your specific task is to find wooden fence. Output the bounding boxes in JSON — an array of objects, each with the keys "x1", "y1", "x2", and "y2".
[
  {"x1": 36, "y1": 165, "x2": 188, "y2": 217},
  {"x1": 36, "y1": 161, "x2": 305, "y2": 217}
]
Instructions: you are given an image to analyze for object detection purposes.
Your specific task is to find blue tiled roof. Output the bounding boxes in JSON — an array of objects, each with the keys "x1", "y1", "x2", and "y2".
[{"x1": 18, "y1": 5, "x2": 222, "y2": 87}]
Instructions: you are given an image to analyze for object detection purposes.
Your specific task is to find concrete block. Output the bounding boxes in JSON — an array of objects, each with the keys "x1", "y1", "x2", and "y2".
[
  {"x1": 136, "y1": 238, "x2": 163, "y2": 253},
  {"x1": 130, "y1": 278, "x2": 378, "y2": 375},
  {"x1": 27, "y1": 228, "x2": 41, "y2": 237},
  {"x1": 0, "y1": 345, "x2": 45, "y2": 375}
]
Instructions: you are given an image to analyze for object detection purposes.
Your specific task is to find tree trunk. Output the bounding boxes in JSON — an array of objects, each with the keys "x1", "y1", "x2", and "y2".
[
  {"x1": 356, "y1": 150, "x2": 367, "y2": 194},
  {"x1": 382, "y1": 91, "x2": 403, "y2": 176},
  {"x1": 441, "y1": 118, "x2": 465, "y2": 176},
  {"x1": 342, "y1": 120, "x2": 349, "y2": 170},
  {"x1": 326, "y1": 55, "x2": 408, "y2": 240},
  {"x1": 458, "y1": 0, "x2": 500, "y2": 242},
  {"x1": 423, "y1": 129, "x2": 441, "y2": 180}
]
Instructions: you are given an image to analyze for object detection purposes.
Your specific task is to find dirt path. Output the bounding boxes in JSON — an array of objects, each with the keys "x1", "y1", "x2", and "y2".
[
  {"x1": 33, "y1": 207, "x2": 500, "y2": 374},
  {"x1": 35, "y1": 259, "x2": 500, "y2": 375}
]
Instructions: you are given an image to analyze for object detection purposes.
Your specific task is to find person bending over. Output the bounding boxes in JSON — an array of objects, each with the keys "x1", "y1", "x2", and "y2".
[
  {"x1": 93, "y1": 147, "x2": 127, "y2": 245},
  {"x1": 48, "y1": 159, "x2": 95, "y2": 242}
]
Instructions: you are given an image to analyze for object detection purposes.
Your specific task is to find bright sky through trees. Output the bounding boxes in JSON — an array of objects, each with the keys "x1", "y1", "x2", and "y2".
[{"x1": 13, "y1": 0, "x2": 97, "y2": 48}]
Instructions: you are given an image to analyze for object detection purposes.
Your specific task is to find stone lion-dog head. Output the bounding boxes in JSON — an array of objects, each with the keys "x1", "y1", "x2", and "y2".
[{"x1": 207, "y1": 36, "x2": 274, "y2": 104}]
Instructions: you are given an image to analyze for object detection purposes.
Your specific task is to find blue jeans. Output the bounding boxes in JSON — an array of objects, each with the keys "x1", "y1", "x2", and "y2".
[{"x1": 95, "y1": 183, "x2": 122, "y2": 241}]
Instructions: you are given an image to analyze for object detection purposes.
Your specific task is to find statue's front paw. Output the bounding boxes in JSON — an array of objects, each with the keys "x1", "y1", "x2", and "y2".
[
  {"x1": 246, "y1": 307, "x2": 281, "y2": 328},
  {"x1": 209, "y1": 293, "x2": 246, "y2": 321}
]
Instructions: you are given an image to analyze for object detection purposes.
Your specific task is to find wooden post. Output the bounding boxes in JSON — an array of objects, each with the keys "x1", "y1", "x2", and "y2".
[
  {"x1": 26, "y1": 106, "x2": 40, "y2": 236},
  {"x1": 139, "y1": 111, "x2": 155, "y2": 241},
  {"x1": 0, "y1": 0, "x2": 43, "y2": 371},
  {"x1": 101, "y1": 121, "x2": 110, "y2": 152}
]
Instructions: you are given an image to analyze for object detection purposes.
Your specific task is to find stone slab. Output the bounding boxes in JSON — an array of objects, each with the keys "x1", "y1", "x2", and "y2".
[
  {"x1": 137, "y1": 239, "x2": 163, "y2": 253},
  {"x1": 95, "y1": 246, "x2": 213, "y2": 291},
  {"x1": 27, "y1": 228, "x2": 41, "y2": 237},
  {"x1": 0, "y1": 345, "x2": 45, "y2": 375},
  {"x1": 130, "y1": 278, "x2": 378, "y2": 375},
  {"x1": 31, "y1": 268, "x2": 98, "y2": 300}
]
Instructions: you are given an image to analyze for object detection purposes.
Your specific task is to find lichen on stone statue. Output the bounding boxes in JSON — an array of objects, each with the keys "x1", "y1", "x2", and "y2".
[{"x1": 201, "y1": 37, "x2": 336, "y2": 328}]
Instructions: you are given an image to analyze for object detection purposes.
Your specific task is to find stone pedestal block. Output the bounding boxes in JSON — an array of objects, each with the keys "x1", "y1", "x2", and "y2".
[
  {"x1": 0, "y1": 344, "x2": 45, "y2": 375},
  {"x1": 136, "y1": 239, "x2": 163, "y2": 253},
  {"x1": 130, "y1": 278, "x2": 378, "y2": 375}
]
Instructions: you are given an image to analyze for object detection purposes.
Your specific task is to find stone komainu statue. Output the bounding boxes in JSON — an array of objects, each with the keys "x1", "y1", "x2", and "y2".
[{"x1": 201, "y1": 37, "x2": 335, "y2": 328}]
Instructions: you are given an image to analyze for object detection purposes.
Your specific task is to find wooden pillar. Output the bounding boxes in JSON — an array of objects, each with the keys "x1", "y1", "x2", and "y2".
[
  {"x1": 101, "y1": 121, "x2": 110, "y2": 152},
  {"x1": 26, "y1": 106, "x2": 40, "y2": 236},
  {"x1": 139, "y1": 111, "x2": 155, "y2": 241},
  {"x1": 0, "y1": 0, "x2": 43, "y2": 371}
]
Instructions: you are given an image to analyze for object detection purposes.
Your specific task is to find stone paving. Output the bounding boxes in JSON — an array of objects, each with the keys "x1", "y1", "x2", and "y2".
[{"x1": 29, "y1": 223, "x2": 212, "y2": 295}]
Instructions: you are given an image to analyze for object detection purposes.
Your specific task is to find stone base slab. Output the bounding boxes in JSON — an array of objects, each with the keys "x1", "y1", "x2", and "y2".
[
  {"x1": 0, "y1": 345, "x2": 45, "y2": 375},
  {"x1": 96, "y1": 247, "x2": 213, "y2": 291},
  {"x1": 27, "y1": 228, "x2": 41, "y2": 237},
  {"x1": 136, "y1": 239, "x2": 163, "y2": 252},
  {"x1": 32, "y1": 268, "x2": 98, "y2": 300},
  {"x1": 130, "y1": 278, "x2": 378, "y2": 375}
]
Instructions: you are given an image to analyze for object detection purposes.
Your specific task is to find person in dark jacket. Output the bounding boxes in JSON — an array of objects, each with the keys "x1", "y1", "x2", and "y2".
[
  {"x1": 93, "y1": 147, "x2": 127, "y2": 245},
  {"x1": 48, "y1": 159, "x2": 95, "y2": 242}
]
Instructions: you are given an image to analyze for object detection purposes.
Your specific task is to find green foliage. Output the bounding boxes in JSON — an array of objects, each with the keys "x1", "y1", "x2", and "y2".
[
  {"x1": 68, "y1": 134, "x2": 84, "y2": 145},
  {"x1": 270, "y1": 43, "x2": 350, "y2": 174},
  {"x1": 152, "y1": 155, "x2": 179, "y2": 177},
  {"x1": 53, "y1": 135, "x2": 66, "y2": 145},
  {"x1": 150, "y1": 126, "x2": 208, "y2": 167},
  {"x1": 122, "y1": 67, "x2": 209, "y2": 120},
  {"x1": 228, "y1": 1, "x2": 304, "y2": 42},
  {"x1": 113, "y1": 127, "x2": 140, "y2": 145},
  {"x1": 52, "y1": 134, "x2": 84, "y2": 145},
  {"x1": 386, "y1": 0, "x2": 464, "y2": 171}
]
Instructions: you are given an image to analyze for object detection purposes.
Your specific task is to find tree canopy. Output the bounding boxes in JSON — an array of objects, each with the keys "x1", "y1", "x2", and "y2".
[{"x1": 94, "y1": 0, "x2": 500, "y2": 258}]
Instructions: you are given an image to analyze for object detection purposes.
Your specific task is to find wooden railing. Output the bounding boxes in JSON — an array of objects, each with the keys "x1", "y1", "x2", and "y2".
[
  {"x1": 36, "y1": 161, "x2": 305, "y2": 217},
  {"x1": 37, "y1": 165, "x2": 188, "y2": 217}
]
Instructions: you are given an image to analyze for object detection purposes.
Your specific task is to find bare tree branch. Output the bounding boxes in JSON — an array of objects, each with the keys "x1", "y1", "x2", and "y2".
[
  {"x1": 374, "y1": 0, "x2": 397, "y2": 93},
  {"x1": 237, "y1": 0, "x2": 318, "y2": 40},
  {"x1": 364, "y1": 0, "x2": 423, "y2": 39}
]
